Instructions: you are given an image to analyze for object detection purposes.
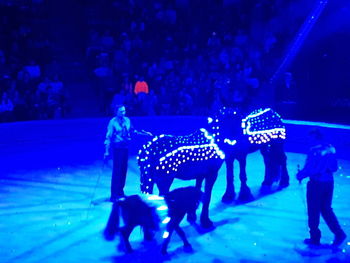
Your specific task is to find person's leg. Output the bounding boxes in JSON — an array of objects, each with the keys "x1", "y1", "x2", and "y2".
[
  {"x1": 111, "y1": 148, "x2": 128, "y2": 199},
  {"x1": 118, "y1": 148, "x2": 128, "y2": 195},
  {"x1": 306, "y1": 180, "x2": 321, "y2": 245},
  {"x1": 320, "y1": 181, "x2": 346, "y2": 246},
  {"x1": 111, "y1": 148, "x2": 119, "y2": 199}
]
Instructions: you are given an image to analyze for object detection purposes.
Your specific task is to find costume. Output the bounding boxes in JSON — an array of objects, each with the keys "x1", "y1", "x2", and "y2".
[{"x1": 297, "y1": 143, "x2": 346, "y2": 246}]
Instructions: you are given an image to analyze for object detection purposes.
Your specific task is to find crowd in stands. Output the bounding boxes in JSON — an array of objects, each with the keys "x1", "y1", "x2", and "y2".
[
  {"x1": 0, "y1": 0, "x2": 67, "y2": 122},
  {"x1": 0, "y1": 0, "x2": 308, "y2": 122},
  {"x1": 86, "y1": 0, "x2": 304, "y2": 117}
]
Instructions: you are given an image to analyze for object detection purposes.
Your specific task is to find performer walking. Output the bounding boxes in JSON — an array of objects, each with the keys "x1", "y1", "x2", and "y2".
[{"x1": 296, "y1": 128, "x2": 346, "y2": 247}]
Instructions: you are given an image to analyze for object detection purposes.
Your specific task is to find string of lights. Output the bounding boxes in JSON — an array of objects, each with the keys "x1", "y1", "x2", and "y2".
[
  {"x1": 139, "y1": 194, "x2": 170, "y2": 239},
  {"x1": 242, "y1": 108, "x2": 286, "y2": 144},
  {"x1": 138, "y1": 107, "x2": 286, "y2": 193},
  {"x1": 138, "y1": 128, "x2": 227, "y2": 193}
]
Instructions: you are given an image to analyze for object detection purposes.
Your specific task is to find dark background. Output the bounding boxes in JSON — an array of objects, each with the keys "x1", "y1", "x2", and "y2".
[{"x1": 291, "y1": 0, "x2": 350, "y2": 123}]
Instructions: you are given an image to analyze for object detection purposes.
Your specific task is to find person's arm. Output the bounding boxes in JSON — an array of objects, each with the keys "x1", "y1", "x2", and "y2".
[
  {"x1": 314, "y1": 146, "x2": 338, "y2": 175},
  {"x1": 324, "y1": 153, "x2": 338, "y2": 173},
  {"x1": 133, "y1": 129, "x2": 153, "y2": 136},
  {"x1": 327, "y1": 146, "x2": 338, "y2": 173},
  {"x1": 329, "y1": 156, "x2": 338, "y2": 173},
  {"x1": 104, "y1": 119, "x2": 114, "y2": 158},
  {"x1": 129, "y1": 120, "x2": 153, "y2": 137},
  {"x1": 296, "y1": 154, "x2": 313, "y2": 182}
]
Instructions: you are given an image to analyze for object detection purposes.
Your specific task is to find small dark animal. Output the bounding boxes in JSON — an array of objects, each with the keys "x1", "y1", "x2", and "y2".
[{"x1": 103, "y1": 186, "x2": 202, "y2": 255}]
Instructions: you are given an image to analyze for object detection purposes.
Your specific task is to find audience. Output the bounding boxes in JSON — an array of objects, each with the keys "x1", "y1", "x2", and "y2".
[{"x1": 0, "y1": 0, "x2": 307, "y2": 122}]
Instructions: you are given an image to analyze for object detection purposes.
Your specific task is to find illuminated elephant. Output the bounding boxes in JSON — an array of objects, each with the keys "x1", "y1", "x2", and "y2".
[{"x1": 138, "y1": 107, "x2": 289, "y2": 228}]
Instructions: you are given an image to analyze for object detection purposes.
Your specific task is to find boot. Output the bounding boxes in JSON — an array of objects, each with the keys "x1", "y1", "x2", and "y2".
[
  {"x1": 332, "y1": 231, "x2": 347, "y2": 247},
  {"x1": 304, "y1": 238, "x2": 320, "y2": 246}
]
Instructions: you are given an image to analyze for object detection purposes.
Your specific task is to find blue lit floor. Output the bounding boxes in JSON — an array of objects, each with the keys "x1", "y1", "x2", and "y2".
[{"x1": 1, "y1": 152, "x2": 349, "y2": 263}]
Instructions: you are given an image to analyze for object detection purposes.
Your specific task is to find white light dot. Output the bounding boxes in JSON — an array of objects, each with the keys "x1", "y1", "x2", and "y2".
[
  {"x1": 162, "y1": 217, "x2": 171, "y2": 224},
  {"x1": 157, "y1": 205, "x2": 168, "y2": 211},
  {"x1": 163, "y1": 231, "x2": 169, "y2": 239}
]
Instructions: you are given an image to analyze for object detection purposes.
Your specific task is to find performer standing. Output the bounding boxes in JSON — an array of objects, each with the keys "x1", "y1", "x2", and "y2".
[
  {"x1": 104, "y1": 104, "x2": 151, "y2": 201},
  {"x1": 296, "y1": 128, "x2": 346, "y2": 247}
]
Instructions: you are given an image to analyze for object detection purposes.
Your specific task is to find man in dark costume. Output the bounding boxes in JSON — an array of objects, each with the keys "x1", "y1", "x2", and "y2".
[{"x1": 297, "y1": 128, "x2": 346, "y2": 247}]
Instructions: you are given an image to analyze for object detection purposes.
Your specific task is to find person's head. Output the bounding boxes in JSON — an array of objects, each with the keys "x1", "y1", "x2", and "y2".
[
  {"x1": 115, "y1": 104, "x2": 126, "y2": 118},
  {"x1": 307, "y1": 128, "x2": 323, "y2": 146}
]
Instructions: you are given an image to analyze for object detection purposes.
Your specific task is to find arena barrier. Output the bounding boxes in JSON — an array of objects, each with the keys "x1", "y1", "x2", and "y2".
[{"x1": 1, "y1": 116, "x2": 349, "y2": 175}]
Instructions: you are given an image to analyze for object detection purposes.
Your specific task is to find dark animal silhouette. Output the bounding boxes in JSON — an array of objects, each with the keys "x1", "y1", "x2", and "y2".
[
  {"x1": 216, "y1": 108, "x2": 289, "y2": 203},
  {"x1": 138, "y1": 108, "x2": 242, "y2": 228},
  {"x1": 103, "y1": 186, "x2": 202, "y2": 255},
  {"x1": 138, "y1": 107, "x2": 289, "y2": 227}
]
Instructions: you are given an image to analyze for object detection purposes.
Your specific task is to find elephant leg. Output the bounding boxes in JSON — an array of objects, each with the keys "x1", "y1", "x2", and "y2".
[
  {"x1": 175, "y1": 225, "x2": 193, "y2": 253},
  {"x1": 195, "y1": 176, "x2": 204, "y2": 189},
  {"x1": 261, "y1": 146, "x2": 274, "y2": 188},
  {"x1": 277, "y1": 147, "x2": 289, "y2": 189},
  {"x1": 261, "y1": 143, "x2": 289, "y2": 191},
  {"x1": 187, "y1": 176, "x2": 205, "y2": 223},
  {"x1": 143, "y1": 181, "x2": 155, "y2": 194},
  {"x1": 103, "y1": 202, "x2": 119, "y2": 241},
  {"x1": 161, "y1": 219, "x2": 176, "y2": 255},
  {"x1": 200, "y1": 172, "x2": 218, "y2": 228},
  {"x1": 237, "y1": 155, "x2": 253, "y2": 202},
  {"x1": 120, "y1": 225, "x2": 134, "y2": 253},
  {"x1": 222, "y1": 156, "x2": 236, "y2": 203},
  {"x1": 140, "y1": 171, "x2": 155, "y2": 194},
  {"x1": 143, "y1": 227, "x2": 155, "y2": 241},
  {"x1": 157, "y1": 176, "x2": 174, "y2": 196},
  {"x1": 187, "y1": 209, "x2": 197, "y2": 224}
]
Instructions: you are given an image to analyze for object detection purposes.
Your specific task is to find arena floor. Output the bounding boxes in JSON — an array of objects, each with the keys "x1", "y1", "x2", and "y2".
[{"x1": 1, "y1": 150, "x2": 349, "y2": 263}]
